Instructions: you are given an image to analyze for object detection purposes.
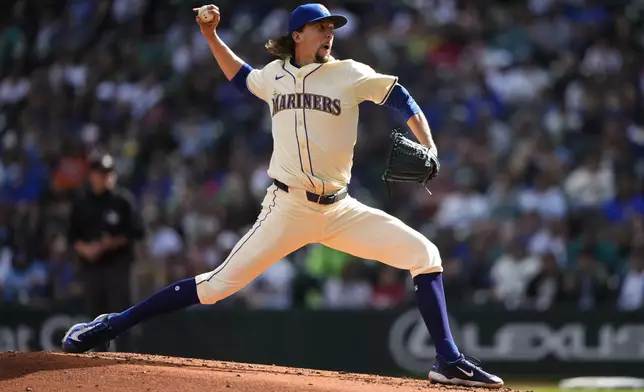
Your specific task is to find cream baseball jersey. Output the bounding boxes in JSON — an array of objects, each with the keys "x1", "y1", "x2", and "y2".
[{"x1": 245, "y1": 57, "x2": 398, "y2": 194}]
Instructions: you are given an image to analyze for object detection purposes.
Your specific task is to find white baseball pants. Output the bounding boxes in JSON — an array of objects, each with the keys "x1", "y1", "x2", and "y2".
[{"x1": 196, "y1": 183, "x2": 442, "y2": 305}]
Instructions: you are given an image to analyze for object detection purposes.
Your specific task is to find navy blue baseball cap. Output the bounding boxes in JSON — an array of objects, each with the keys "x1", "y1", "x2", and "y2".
[{"x1": 288, "y1": 3, "x2": 348, "y2": 34}]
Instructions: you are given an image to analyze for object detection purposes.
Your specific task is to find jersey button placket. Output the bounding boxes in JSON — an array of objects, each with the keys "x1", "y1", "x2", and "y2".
[
  {"x1": 297, "y1": 73, "x2": 304, "y2": 145},
  {"x1": 296, "y1": 73, "x2": 312, "y2": 183},
  {"x1": 298, "y1": 110, "x2": 306, "y2": 149}
]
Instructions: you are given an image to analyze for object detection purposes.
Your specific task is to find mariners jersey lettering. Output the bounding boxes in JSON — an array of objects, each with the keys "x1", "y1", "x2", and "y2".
[
  {"x1": 245, "y1": 57, "x2": 397, "y2": 193},
  {"x1": 271, "y1": 93, "x2": 342, "y2": 117}
]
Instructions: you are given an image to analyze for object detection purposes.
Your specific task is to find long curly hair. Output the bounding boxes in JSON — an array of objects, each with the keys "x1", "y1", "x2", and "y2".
[{"x1": 265, "y1": 27, "x2": 303, "y2": 60}]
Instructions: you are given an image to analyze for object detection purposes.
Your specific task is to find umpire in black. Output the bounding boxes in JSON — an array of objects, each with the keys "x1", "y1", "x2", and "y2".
[{"x1": 67, "y1": 153, "x2": 144, "y2": 351}]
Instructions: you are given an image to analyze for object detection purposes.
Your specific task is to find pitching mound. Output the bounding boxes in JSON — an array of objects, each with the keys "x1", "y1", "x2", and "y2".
[{"x1": 0, "y1": 351, "x2": 518, "y2": 392}]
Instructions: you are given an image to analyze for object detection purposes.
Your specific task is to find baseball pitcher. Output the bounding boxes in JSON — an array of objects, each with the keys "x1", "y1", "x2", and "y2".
[{"x1": 62, "y1": 3, "x2": 503, "y2": 388}]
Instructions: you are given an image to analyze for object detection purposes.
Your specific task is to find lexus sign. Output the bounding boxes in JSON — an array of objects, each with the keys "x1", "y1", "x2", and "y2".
[{"x1": 388, "y1": 309, "x2": 644, "y2": 375}]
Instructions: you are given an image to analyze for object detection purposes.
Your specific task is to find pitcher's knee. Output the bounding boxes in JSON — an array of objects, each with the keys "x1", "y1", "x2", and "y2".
[
  {"x1": 195, "y1": 271, "x2": 243, "y2": 305},
  {"x1": 406, "y1": 236, "x2": 443, "y2": 277}
]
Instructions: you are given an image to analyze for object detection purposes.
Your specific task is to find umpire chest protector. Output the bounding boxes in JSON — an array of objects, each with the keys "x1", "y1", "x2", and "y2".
[{"x1": 67, "y1": 186, "x2": 142, "y2": 265}]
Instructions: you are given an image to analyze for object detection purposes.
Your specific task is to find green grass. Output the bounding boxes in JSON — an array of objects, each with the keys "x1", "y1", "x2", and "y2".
[
  {"x1": 507, "y1": 384, "x2": 644, "y2": 392},
  {"x1": 513, "y1": 389, "x2": 644, "y2": 392}
]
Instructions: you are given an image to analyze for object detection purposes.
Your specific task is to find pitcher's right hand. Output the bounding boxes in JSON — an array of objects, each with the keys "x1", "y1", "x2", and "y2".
[{"x1": 193, "y1": 5, "x2": 220, "y2": 37}]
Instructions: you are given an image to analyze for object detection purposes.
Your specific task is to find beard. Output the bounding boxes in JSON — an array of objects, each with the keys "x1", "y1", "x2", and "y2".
[
  {"x1": 315, "y1": 53, "x2": 330, "y2": 63},
  {"x1": 315, "y1": 46, "x2": 331, "y2": 63}
]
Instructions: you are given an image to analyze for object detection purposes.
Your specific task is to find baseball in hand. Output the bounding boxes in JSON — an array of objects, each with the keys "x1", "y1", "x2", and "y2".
[{"x1": 198, "y1": 6, "x2": 214, "y2": 23}]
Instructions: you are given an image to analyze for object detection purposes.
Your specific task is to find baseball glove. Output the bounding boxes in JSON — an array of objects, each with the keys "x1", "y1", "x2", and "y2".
[{"x1": 382, "y1": 130, "x2": 440, "y2": 190}]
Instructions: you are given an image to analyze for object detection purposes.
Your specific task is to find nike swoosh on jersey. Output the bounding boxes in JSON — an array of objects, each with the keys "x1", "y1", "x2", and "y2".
[{"x1": 275, "y1": 74, "x2": 285, "y2": 80}]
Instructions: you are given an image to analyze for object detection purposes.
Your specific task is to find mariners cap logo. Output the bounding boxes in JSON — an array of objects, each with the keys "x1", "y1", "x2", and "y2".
[{"x1": 318, "y1": 4, "x2": 330, "y2": 15}]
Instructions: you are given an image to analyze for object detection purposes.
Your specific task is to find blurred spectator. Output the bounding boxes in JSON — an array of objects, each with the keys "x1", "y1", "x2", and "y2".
[
  {"x1": 146, "y1": 216, "x2": 184, "y2": 266},
  {"x1": 528, "y1": 219, "x2": 569, "y2": 267},
  {"x1": 567, "y1": 217, "x2": 621, "y2": 274},
  {"x1": 487, "y1": 173, "x2": 520, "y2": 221},
  {"x1": 0, "y1": 244, "x2": 11, "y2": 285},
  {"x1": 0, "y1": 236, "x2": 48, "y2": 306},
  {"x1": 617, "y1": 249, "x2": 644, "y2": 311},
  {"x1": 51, "y1": 141, "x2": 89, "y2": 194},
  {"x1": 517, "y1": 172, "x2": 567, "y2": 220},
  {"x1": 435, "y1": 167, "x2": 490, "y2": 232},
  {"x1": 490, "y1": 240, "x2": 542, "y2": 309},
  {"x1": 0, "y1": 68, "x2": 30, "y2": 106},
  {"x1": 567, "y1": 250, "x2": 613, "y2": 310},
  {"x1": 564, "y1": 152, "x2": 615, "y2": 210},
  {"x1": 47, "y1": 234, "x2": 82, "y2": 302},
  {"x1": 323, "y1": 262, "x2": 373, "y2": 309},
  {"x1": 580, "y1": 38, "x2": 623, "y2": 76},
  {"x1": 460, "y1": 232, "x2": 497, "y2": 304},
  {"x1": 371, "y1": 268, "x2": 407, "y2": 309},
  {"x1": 525, "y1": 253, "x2": 570, "y2": 310},
  {"x1": 240, "y1": 257, "x2": 296, "y2": 310},
  {"x1": 602, "y1": 177, "x2": 644, "y2": 224}
]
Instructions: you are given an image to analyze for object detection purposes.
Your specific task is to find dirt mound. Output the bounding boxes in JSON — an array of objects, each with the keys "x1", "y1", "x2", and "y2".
[{"x1": 0, "y1": 351, "x2": 518, "y2": 392}]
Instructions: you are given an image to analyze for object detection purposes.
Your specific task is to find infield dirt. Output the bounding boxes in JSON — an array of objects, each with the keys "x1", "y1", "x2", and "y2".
[{"x1": 0, "y1": 351, "x2": 521, "y2": 392}]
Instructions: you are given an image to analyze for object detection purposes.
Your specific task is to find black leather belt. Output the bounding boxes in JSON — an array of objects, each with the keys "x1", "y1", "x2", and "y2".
[{"x1": 273, "y1": 179, "x2": 347, "y2": 205}]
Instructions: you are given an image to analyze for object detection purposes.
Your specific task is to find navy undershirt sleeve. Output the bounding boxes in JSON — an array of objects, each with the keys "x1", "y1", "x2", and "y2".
[
  {"x1": 383, "y1": 83, "x2": 421, "y2": 122},
  {"x1": 231, "y1": 63, "x2": 253, "y2": 95}
]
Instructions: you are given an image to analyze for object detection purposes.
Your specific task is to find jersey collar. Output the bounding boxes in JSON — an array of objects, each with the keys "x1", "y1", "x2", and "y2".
[{"x1": 284, "y1": 56, "x2": 336, "y2": 76}]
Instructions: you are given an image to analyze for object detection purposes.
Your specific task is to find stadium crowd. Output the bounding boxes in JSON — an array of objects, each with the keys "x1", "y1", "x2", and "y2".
[{"x1": 1, "y1": 0, "x2": 643, "y2": 312}]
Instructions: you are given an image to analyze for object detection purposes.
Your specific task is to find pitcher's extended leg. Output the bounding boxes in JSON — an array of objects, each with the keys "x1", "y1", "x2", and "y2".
[
  {"x1": 62, "y1": 185, "x2": 315, "y2": 353},
  {"x1": 321, "y1": 197, "x2": 456, "y2": 354},
  {"x1": 322, "y1": 197, "x2": 503, "y2": 388},
  {"x1": 194, "y1": 186, "x2": 312, "y2": 305}
]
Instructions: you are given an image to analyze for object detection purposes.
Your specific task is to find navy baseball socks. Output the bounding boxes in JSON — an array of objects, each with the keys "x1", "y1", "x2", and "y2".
[
  {"x1": 414, "y1": 272, "x2": 503, "y2": 388},
  {"x1": 412, "y1": 272, "x2": 460, "y2": 361},
  {"x1": 109, "y1": 277, "x2": 200, "y2": 331},
  {"x1": 62, "y1": 278, "x2": 200, "y2": 353}
]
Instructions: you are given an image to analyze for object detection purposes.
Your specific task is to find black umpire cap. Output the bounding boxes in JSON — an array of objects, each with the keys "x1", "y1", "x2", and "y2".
[{"x1": 89, "y1": 154, "x2": 116, "y2": 173}]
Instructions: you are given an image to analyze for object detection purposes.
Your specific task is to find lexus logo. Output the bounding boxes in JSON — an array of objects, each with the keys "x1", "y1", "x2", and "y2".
[{"x1": 388, "y1": 309, "x2": 461, "y2": 375}]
